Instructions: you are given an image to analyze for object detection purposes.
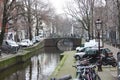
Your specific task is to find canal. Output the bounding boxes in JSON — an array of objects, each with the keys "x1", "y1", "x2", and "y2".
[{"x1": 0, "y1": 48, "x2": 62, "y2": 80}]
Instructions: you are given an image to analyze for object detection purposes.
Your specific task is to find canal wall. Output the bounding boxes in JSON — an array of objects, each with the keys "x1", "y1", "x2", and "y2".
[{"x1": 0, "y1": 41, "x2": 44, "y2": 71}]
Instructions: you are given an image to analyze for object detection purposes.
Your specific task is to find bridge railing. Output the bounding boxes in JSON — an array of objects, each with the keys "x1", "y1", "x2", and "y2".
[{"x1": 47, "y1": 34, "x2": 81, "y2": 39}]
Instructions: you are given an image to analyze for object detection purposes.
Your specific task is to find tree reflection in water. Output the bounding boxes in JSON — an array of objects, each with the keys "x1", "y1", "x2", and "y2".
[
  {"x1": 25, "y1": 53, "x2": 60, "y2": 80},
  {"x1": 0, "y1": 49, "x2": 60, "y2": 80}
]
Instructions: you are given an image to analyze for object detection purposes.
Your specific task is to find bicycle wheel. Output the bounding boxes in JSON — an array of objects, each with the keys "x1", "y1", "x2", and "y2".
[
  {"x1": 95, "y1": 74, "x2": 101, "y2": 80},
  {"x1": 76, "y1": 73, "x2": 86, "y2": 80}
]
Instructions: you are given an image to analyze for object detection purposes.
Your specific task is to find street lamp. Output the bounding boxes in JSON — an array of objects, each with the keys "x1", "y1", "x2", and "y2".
[
  {"x1": 95, "y1": 19, "x2": 102, "y2": 54},
  {"x1": 95, "y1": 19, "x2": 102, "y2": 71}
]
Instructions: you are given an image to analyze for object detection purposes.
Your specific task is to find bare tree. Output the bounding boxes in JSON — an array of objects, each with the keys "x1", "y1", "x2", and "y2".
[
  {"x1": 115, "y1": 0, "x2": 120, "y2": 41},
  {"x1": 65, "y1": 0, "x2": 96, "y2": 40},
  {"x1": 65, "y1": 0, "x2": 106, "y2": 40},
  {"x1": 32, "y1": 0, "x2": 55, "y2": 36},
  {"x1": 14, "y1": 0, "x2": 37, "y2": 40},
  {"x1": 21, "y1": 0, "x2": 33, "y2": 40}
]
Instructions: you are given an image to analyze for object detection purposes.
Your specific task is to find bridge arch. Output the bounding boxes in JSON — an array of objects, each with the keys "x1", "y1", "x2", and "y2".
[
  {"x1": 44, "y1": 38, "x2": 81, "y2": 51},
  {"x1": 57, "y1": 39, "x2": 73, "y2": 51}
]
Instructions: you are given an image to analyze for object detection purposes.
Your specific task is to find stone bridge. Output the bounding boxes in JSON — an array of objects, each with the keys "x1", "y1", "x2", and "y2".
[{"x1": 43, "y1": 38, "x2": 81, "y2": 51}]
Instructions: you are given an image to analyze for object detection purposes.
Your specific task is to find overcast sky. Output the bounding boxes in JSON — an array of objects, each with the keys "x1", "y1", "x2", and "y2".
[
  {"x1": 49, "y1": 0, "x2": 106, "y2": 14},
  {"x1": 49, "y1": 0, "x2": 68, "y2": 14}
]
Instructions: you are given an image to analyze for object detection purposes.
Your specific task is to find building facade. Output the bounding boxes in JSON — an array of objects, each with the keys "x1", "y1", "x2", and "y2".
[{"x1": 105, "y1": 0, "x2": 119, "y2": 44}]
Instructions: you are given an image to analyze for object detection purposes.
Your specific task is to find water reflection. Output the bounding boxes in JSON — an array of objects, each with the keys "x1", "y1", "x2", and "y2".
[
  {"x1": 26, "y1": 53, "x2": 59, "y2": 80},
  {"x1": 0, "y1": 48, "x2": 60, "y2": 80}
]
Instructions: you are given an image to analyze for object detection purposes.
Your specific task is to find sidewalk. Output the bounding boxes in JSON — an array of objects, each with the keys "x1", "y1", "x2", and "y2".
[
  {"x1": 103, "y1": 43, "x2": 119, "y2": 79},
  {"x1": 50, "y1": 50, "x2": 117, "y2": 80},
  {"x1": 98, "y1": 66, "x2": 117, "y2": 80}
]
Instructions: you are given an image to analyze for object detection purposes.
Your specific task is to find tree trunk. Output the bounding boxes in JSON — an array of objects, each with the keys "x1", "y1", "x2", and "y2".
[
  {"x1": 36, "y1": 18, "x2": 39, "y2": 36},
  {"x1": 88, "y1": 25, "x2": 91, "y2": 40},
  {"x1": 117, "y1": 0, "x2": 120, "y2": 42},
  {"x1": 28, "y1": 0, "x2": 32, "y2": 40},
  {"x1": 0, "y1": 0, "x2": 8, "y2": 46},
  {"x1": 0, "y1": 18, "x2": 7, "y2": 46},
  {"x1": 90, "y1": 0, "x2": 94, "y2": 39}
]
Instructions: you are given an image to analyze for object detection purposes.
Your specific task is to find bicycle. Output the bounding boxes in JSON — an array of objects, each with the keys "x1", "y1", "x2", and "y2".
[
  {"x1": 74, "y1": 57, "x2": 101, "y2": 80},
  {"x1": 73, "y1": 64, "x2": 101, "y2": 80},
  {"x1": 51, "y1": 58, "x2": 101, "y2": 80}
]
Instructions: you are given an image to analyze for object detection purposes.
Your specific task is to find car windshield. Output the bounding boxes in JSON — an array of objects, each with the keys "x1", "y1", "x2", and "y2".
[
  {"x1": 86, "y1": 48, "x2": 111, "y2": 55},
  {"x1": 85, "y1": 49, "x2": 98, "y2": 55},
  {"x1": 105, "y1": 48, "x2": 111, "y2": 53},
  {"x1": 79, "y1": 47, "x2": 91, "y2": 52}
]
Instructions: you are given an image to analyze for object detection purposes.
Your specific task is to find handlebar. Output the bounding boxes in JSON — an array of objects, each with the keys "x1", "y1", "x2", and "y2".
[
  {"x1": 75, "y1": 57, "x2": 93, "y2": 66},
  {"x1": 73, "y1": 64, "x2": 96, "y2": 69}
]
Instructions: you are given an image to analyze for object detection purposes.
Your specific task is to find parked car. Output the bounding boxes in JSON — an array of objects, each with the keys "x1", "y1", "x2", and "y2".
[
  {"x1": 76, "y1": 46, "x2": 84, "y2": 52},
  {"x1": 76, "y1": 39, "x2": 103, "y2": 52},
  {"x1": 1, "y1": 40, "x2": 19, "y2": 53},
  {"x1": 35, "y1": 36, "x2": 41, "y2": 42},
  {"x1": 74, "y1": 47, "x2": 113, "y2": 60},
  {"x1": 85, "y1": 47, "x2": 113, "y2": 57},
  {"x1": 76, "y1": 42, "x2": 95, "y2": 52},
  {"x1": 74, "y1": 47, "x2": 91, "y2": 60},
  {"x1": 18, "y1": 39, "x2": 33, "y2": 47},
  {"x1": 23, "y1": 39, "x2": 33, "y2": 46},
  {"x1": 74, "y1": 47, "x2": 117, "y2": 67},
  {"x1": 32, "y1": 36, "x2": 41, "y2": 43},
  {"x1": 32, "y1": 37, "x2": 37, "y2": 44}
]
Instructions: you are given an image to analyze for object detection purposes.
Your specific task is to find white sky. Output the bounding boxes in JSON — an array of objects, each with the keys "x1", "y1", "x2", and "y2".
[
  {"x1": 49, "y1": 0, "x2": 68, "y2": 14},
  {"x1": 49, "y1": 0, "x2": 106, "y2": 14}
]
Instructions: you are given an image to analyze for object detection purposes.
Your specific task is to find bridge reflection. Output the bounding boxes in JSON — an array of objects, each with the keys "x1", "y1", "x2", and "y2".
[{"x1": 57, "y1": 39, "x2": 73, "y2": 51}]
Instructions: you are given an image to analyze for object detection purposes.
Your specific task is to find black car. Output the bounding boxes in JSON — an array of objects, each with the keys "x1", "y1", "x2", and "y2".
[
  {"x1": 83, "y1": 48, "x2": 112, "y2": 57},
  {"x1": 84, "y1": 48, "x2": 117, "y2": 67},
  {"x1": 1, "y1": 40, "x2": 19, "y2": 54}
]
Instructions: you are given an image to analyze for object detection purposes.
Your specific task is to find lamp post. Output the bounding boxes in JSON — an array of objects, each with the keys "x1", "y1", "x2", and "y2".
[
  {"x1": 95, "y1": 19, "x2": 102, "y2": 71},
  {"x1": 95, "y1": 19, "x2": 102, "y2": 54}
]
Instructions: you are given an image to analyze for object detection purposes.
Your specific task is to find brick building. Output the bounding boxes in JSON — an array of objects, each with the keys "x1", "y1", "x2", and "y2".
[
  {"x1": 0, "y1": 0, "x2": 26, "y2": 41},
  {"x1": 105, "y1": 0, "x2": 119, "y2": 44}
]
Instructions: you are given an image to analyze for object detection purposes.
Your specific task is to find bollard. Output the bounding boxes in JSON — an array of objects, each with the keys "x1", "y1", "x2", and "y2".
[
  {"x1": 0, "y1": 49, "x2": 1, "y2": 56},
  {"x1": 117, "y1": 52, "x2": 120, "y2": 80}
]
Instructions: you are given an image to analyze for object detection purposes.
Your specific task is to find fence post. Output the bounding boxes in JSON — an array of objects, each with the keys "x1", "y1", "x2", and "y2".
[{"x1": 117, "y1": 52, "x2": 120, "y2": 80}]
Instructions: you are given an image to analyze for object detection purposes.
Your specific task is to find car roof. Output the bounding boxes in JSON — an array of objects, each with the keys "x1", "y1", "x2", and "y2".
[
  {"x1": 85, "y1": 47, "x2": 111, "y2": 53},
  {"x1": 90, "y1": 47, "x2": 108, "y2": 50}
]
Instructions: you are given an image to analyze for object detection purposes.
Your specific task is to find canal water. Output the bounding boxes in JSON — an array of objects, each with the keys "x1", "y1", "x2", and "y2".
[{"x1": 0, "y1": 48, "x2": 62, "y2": 80}]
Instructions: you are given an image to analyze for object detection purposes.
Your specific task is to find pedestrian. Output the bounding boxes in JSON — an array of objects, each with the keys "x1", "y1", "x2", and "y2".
[
  {"x1": 96, "y1": 50, "x2": 103, "y2": 72},
  {"x1": 97, "y1": 60, "x2": 102, "y2": 72}
]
